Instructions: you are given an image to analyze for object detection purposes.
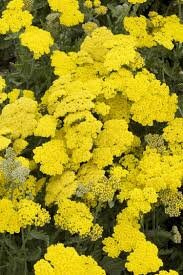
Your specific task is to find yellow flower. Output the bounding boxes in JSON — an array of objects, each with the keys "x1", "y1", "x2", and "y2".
[
  {"x1": 0, "y1": 136, "x2": 11, "y2": 151},
  {"x1": 0, "y1": 97, "x2": 38, "y2": 139},
  {"x1": 33, "y1": 140, "x2": 68, "y2": 175},
  {"x1": 34, "y1": 115, "x2": 57, "y2": 137},
  {"x1": 0, "y1": 199, "x2": 20, "y2": 234},
  {"x1": 20, "y1": 26, "x2": 54, "y2": 59},
  {"x1": 95, "y1": 6, "x2": 108, "y2": 15},
  {"x1": 54, "y1": 198, "x2": 93, "y2": 236},
  {"x1": 13, "y1": 138, "x2": 28, "y2": 154},
  {"x1": 125, "y1": 241, "x2": 163, "y2": 275},
  {"x1": 34, "y1": 243, "x2": 106, "y2": 275},
  {"x1": 0, "y1": 0, "x2": 32, "y2": 34},
  {"x1": 93, "y1": 119, "x2": 134, "y2": 168},
  {"x1": 17, "y1": 199, "x2": 50, "y2": 227},
  {"x1": 45, "y1": 171, "x2": 78, "y2": 205},
  {"x1": 48, "y1": 0, "x2": 84, "y2": 27},
  {"x1": 82, "y1": 22, "x2": 98, "y2": 35}
]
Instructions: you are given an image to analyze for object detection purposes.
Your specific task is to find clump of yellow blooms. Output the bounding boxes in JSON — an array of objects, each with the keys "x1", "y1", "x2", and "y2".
[
  {"x1": 84, "y1": 0, "x2": 108, "y2": 15},
  {"x1": 123, "y1": 69, "x2": 177, "y2": 126},
  {"x1": 45, "y1": 170, "x2": 78, "y2": 205},
  {"x1": 0, "y1": 76, "x2": 7, "y2": 104},
  {"x1": 126, "y1": 241, "x2": 163, "y2": 275},
  {"x1": 20, "y1": 26, "x2": 54, "y2": 59},
  {"x1": 89, "y1": 223, "x2": 103, "y2": 241},
  {"x1": 124, "y1": 12, "x2": 183, "y2": 50},
  {"x1": 34, "y1": 115, "x2": 57, "y2": 137},
  {"x1": 93, "y1": 119, "x2": 134, "y2": 168},
  {"x1": 17, "y1": 199, "x2": 50, "y2": 227},
  {"x1": 34, "y1": 243, "x2": 106, "y2": 275},
  {"x1": 33, "y1": 140, "x2": 68, "y2": 175},
  {"x1": 103, "y1": 187, "x2": 162, "y2": 274},
  {"x1": 0, "y1": 199, "x2": 21, "y2": 234},
  {"x1": 7, "y1": 89, "x2": 35, "y2": 103},
  {"x1": 48, "y1": 0, "x2": 84, "y2": 27},
  {"x1": 13, "y1": 138, "x2": 28, "y2": 155},
  {"x1": 82, "y1": 22, "x2": 98, "y2": 35},
  {"x1": 54, "y1": 199, "x2": 94, "y2": 236},
  {"x1": 0, "y1": 0, "x2": 32, "y2": 34},
  {"x1": 163, "y1": 118, "x2": 183, "y2": 154},
  {"x1": 0, "y1": 198, "x2": 50, "y2": 233},
  {"x1": 0, "y1": 97, "x2": 38, "y2": 139}
]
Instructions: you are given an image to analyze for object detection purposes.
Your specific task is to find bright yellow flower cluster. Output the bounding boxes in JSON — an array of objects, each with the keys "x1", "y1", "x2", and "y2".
[
  {"x1": 0, "y1": 199, "x2": 50, "y2": 234},
  {"x1": 93, "y1": 119, "x2": 134, "y2": 168},
  {"x1": 33, "y1": 140, "x2": 68, "y2": 175},
  {"x1": 0, "y1": 0, "x2": 54, "y2": 59},
  {"x1": 8, "y1": 89, "x2": 35, "y2": 103},
  {"x1": 84, "y1": 0, "x2": 108, "y2": 15},
  {"x1": 54, "y1": 198, "x2": 93, "y2": 236},
  {"x1": 0, "y1": 76, "x2": 7, "y2": 104},
  {"x1": 103, "y1": 187, "x2": 163, "y2": 275},
  {"x1": 163, "y1": 118, "x2": 183, "y2": 154},
  {"x1": 0, "y1": 0, "x2": 32, "y2": 34},
  {"x1": 34, "y1": 115, "x2": 57, "y2": 137},
  {"x1": 34, "y1": 243, "x2": 106, "y2": 275},
  {"x1": 48, "y1": 0, "x2": 84, "y2": 26},
  {"x1": 124, "y1": 12, "x2": 183, "y2": 50},
  {"x1": 13, "y1": 138, "x2": 28, "y2": 155},
  {"x1": 17, "y1": 199, "x2": 50, "y2": 227},
  {"x1": 126, "y1": 241, "x2": 162, "y2": 275},
  {"x1": 123, "y1": 69, "x2": 177, "y2": 126},
  {"x1": 0, "y1": 199, "x2": 21, "y2": 234},
  {"x1": 0, "y1": 97, "x2": 38, "y2": 139},
  {"x1": 45, "y1": 171, "x2": 77, "y2": 205},
  {"x1": 20, "y1": 26, "x2": 54, "y2": 59}
]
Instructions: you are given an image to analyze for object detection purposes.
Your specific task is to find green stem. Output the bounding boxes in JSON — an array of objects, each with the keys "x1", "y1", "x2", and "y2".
[
  {"x1": 131, "y1": 4, "x2": 139, "y2": 16},
  {"x1": 94, "y1": 202, "x2": 102, "y2": 223},
  {"x1": 178, "y1": 0, "x2": 182, "y2": 22},
  {"x1": 178, "y1": 106, "x2": 183, "y2": 117},
  {"x1": 21, "y1": 229, "x2": 27, "y2": 275},
  {"x1": 152, "y1": 208, "x2": 156, "y2": 231}
]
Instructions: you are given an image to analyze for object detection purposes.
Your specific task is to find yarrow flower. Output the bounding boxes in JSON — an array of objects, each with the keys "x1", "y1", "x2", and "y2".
[
  {"x1": 33, "y1": 140, "x2": 68, "y2": 175},
  {"x1": 48, "y1": 0, "x2": 84, "y2": 27},
  {"x1": 34, "y1": 243, "x2": 106, "y2": 275},
  {"x1": 0, "y1": 199, "x2": 50, "y2": 233},
  {"x1": 20, "y1": 26, "x2": 54, "y2": 59},
  {"x1": 54, "y1": 199, "x2": 93, "y2": 236}
]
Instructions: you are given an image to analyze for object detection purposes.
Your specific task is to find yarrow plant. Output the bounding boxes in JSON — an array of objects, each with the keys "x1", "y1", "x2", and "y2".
[{"x1": 0, "y1": 0, "x2": 182, "y2": 274}]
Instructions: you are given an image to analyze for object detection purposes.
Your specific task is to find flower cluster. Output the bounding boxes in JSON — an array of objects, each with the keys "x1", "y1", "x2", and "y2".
[
  {"x1": 34, "y1": 243, "x2": 106, "y2": 275},
  {"x1": 0, "y1": 198, "x2": 50, "y2": 234},
  {"x1": 124, "y1": 12, "x2": 183, "y2": 50},
  {"x1": 20, "y1": 26, "x2": 54, "y2": 59},
  {"x1": 54, "y1": 199, "x2": 94, "y2": 236},
  {"x1": 48, "y1": 0, "x2": 84, "y2": 26}
]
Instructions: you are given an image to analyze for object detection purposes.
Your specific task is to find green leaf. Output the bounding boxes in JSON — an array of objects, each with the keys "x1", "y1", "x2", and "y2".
[
  {"x1": 27, "y1": 230, "x2": 49, "y2": 246},
  {"x1": 100, "y1": 256, "x2": 125, "y2": 275},
  {"x1": 27, "y1": 247, "x2": 42, "y2": 262}
]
